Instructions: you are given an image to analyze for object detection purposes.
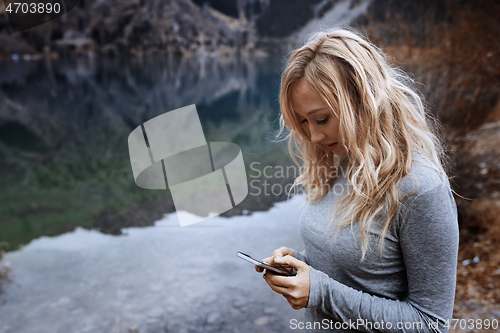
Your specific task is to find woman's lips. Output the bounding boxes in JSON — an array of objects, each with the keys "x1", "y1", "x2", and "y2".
[{"x1": 326, "y1": 142, "x2": 337, "y2": 151}]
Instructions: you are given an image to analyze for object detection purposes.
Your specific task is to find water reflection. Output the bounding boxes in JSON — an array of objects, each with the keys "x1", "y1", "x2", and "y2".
[
  {"x1": 0, "y1": 56, "x2": 295, "y2": 252},
  {"x1": 0, "y1": 56, "x2": 281, "y2": 150}
]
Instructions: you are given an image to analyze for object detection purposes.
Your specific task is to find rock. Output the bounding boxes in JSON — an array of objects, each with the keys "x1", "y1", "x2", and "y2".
[
  {"x1": 55, "y1": 38, "x2": 94, "y2": 56},
  {"x1": 229, "y1": 308, "x2": 241, "y2": 317},
  {"x1": 263, "y1": 306, "x2": 277, "y2": 314},
  {"x1": 232, "y1": 298, "x2": 245, "y2": 308},
  {"x1": 50, "y1": 296, "x2": 71, "y2": 308},
  {"x1": 203, "y1": 292, "x2": 218, "y2": 305},
  {"x1": 206, "y1": 312, "x2": 220, "y2": 324},
  {"x1": 147, "y1": 307, "x2": 164, "y2": 318},
  {"x1": 253, "y1": 316, "x2": 276, "y2": 326}
]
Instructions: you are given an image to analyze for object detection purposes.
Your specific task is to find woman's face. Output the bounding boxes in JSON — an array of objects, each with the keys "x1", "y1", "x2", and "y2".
[{"x1": 290, "y1": 79, "x2": 348, "y2": 156}]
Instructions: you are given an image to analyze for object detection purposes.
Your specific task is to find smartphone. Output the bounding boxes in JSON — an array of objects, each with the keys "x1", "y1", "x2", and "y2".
[{"x1": 237, "y1": 251, "x2": 297, "y2": 276}]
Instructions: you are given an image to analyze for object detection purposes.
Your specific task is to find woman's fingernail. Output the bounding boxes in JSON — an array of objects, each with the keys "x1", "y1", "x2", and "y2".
[{"x1": 275, "y1": 256, "x2": 282, "y2": 262}]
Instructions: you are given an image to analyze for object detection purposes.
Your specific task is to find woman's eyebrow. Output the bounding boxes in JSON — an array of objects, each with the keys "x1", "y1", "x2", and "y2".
[
  {"x1": 293, "y1": 107, "x2": 328, "y2": 118},
  {"x1": 306, "y1": 107, "x2": 328, "y2": 115}
]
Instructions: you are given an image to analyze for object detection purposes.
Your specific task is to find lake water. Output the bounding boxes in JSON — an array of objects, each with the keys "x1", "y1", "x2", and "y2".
[
  {"x1": 0, "y1": 56, "x2": 306, "y2": 332},
  {"x1": 0, "y1": 196, "x2": 306, "y2": 333}
]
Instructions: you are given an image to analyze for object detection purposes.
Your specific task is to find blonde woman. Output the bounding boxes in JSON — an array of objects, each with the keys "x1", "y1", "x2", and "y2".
[{"x1": 255, "y1": 29, "x2": 459, "y2": 332}]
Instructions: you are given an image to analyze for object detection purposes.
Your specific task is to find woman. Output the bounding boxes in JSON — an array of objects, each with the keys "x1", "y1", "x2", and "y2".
[{"x1": 255, "y1": 29, "x2": 459, "y2": 332}]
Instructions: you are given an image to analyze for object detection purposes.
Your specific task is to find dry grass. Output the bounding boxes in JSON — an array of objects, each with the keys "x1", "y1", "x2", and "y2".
[
  {"x1": 0, "y1": 249, "x2": 11, "y2": 296},
  {"x1": 366, "y1": 0, "x2": 500, "y2": 138}
]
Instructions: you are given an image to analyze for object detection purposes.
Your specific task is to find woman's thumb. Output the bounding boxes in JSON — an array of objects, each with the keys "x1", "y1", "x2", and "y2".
[{"x1": 274, "y1": 255, "x2": 303, "y2": 270}]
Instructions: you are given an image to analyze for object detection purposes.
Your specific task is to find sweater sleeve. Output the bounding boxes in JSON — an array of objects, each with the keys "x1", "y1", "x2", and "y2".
[
  {"x1": 290, "y1": 248, "x2": 307, "y2": 263},
  {"x1": 306, "y1": 182, "x2": 459, "y2": 333}
]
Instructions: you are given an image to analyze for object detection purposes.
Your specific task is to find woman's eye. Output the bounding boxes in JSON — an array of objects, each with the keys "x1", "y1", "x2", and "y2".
[
  {"x1": 316, "y1": 118, "x2": 328, "y2": 125},
  {"x1": 301, "y1": 119, "x2": 307, "y2": 124}
]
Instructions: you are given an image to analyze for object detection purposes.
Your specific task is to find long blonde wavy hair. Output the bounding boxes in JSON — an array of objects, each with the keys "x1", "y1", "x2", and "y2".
[{"x1": 279, "y1": 28, "x2": 451, "y2": 259}]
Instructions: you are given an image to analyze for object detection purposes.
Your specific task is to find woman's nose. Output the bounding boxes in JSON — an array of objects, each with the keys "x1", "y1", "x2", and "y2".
[{"x1": 310, "y1": 126, "x2": 325, "y2": 144}]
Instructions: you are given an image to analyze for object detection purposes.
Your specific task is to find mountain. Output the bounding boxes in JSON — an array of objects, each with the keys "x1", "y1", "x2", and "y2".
[
  {"x1": 0, "y1": 0, "x2": 258, "y2": 58},
  {"x1": 0, "y1": 0, "x2": 368, "y2": 58}
]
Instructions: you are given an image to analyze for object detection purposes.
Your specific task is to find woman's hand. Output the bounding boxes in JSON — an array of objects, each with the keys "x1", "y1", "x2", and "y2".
[
  {"x1": 254, "y1": 247, "x2": 295, "y2": 273},
  {"x1": 263, "y1": 255, "x2": 310, "y2": 310},
  {"x1": 254, "y1": 247, "x2": 310, "y2": 310}
]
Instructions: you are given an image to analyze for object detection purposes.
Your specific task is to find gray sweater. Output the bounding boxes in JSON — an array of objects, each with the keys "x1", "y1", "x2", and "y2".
[{"x1": 290, "y1": 154, "x2": 459, "y2": 333}]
